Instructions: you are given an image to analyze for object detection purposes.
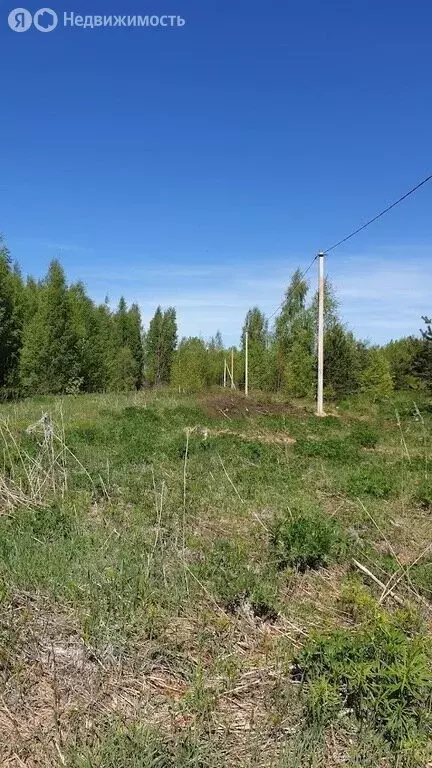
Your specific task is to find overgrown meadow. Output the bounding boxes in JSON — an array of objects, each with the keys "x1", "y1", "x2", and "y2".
[{"x1": 0, "y1": 389, "x2": 431, "y2": 767}]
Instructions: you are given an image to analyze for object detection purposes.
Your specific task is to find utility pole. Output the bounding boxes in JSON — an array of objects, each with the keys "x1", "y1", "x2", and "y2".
[
  {"x1": 223, "y1": 359, "x2": 227, "y2": 388},
  {"x1": 316, "y1": 251, "x2": 325, "y2": 417},
  {"x1": 245, "y1": 329, "x2": 249, "y2": 397},
  {"x1": 231, "y1": 348, "x2": 235, "y2": 390}
]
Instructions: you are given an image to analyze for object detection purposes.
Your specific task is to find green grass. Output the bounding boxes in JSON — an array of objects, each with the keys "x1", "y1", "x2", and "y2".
[
  {"x1": 270, "y1": 507, "x2": 348, "y2": 571},
  {"x1": 66, "y1": 722, "x2": 231, "y2": 768},
  {"x1": 0, "y1": 388, "x2": 431, "y2": 767},
  {"x1": 295, "y1": 607, "x2": 432, "y2": 754}
]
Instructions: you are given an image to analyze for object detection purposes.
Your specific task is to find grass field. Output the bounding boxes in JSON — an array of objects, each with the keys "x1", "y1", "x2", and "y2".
[{"x1": 0, "y1": 388, "x2": 431, "y2": 767}]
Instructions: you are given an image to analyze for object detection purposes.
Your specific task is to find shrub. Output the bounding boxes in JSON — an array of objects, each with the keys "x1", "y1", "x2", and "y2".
[
  {"x1": 340, "y1": 580, "x2": 381, "y2": 623},
  {"x1": 195, "y1": 539, "x2": 278, "y2": 619},
  {"x1": 350, "y1": 422, "x2": 379, "y2": 449},
  {"x1": 360, "y1": 350, "x2": 394, "y2": 399},
  {"x1": 123, "y1": 406, "x2": 161, "y2": 424},
  {"x1": 410, "y1": 560, "x2": 432, "y2": 601},
  {"x1": 294, "y1": 437, "x2": 358, "y2": 463},
  {"x1": 270, "y1": 509, "x2": 347, "y2": 572},
  {"x1": 17, "y1": 503, "x2": 74, "y2": 542},
  {"x1": 294, "y1": 612, "x2": 432, "y2": 750},
  {"x1": 415, "y1": 478, "x2": 432, "y2": 510},
  {"x1": 108, "y1": 347, "x2": 138, "y2": 392},
  {"x1": 168, "y1": 404, "x2": 208, "y2": 424},
  {"x1": 67, "y1": 722, "x2": 228, "y2": 767},
  {"x1": 344, "y1": 463, "x2": 395, "y2": 498}
]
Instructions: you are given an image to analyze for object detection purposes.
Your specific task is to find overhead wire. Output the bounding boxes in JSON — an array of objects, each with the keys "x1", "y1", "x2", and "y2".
[
  {"x1": 267, "y1": 254, "x2": 318, "y2": 322},
  {"x1": 322, "y1": 172, "x2": 432, "y2": 254},
  {"x1": 267, "y1": 171, "x2": 432, "y2": 322}
]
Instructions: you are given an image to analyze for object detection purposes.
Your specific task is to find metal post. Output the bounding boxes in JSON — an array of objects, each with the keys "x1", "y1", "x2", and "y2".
[
  {"x1": 245, "y1": 330, "x2": 249, "y2": 397},
  {"x1": 231, "y1": 348, "x2": 235, "y2": 390},
  {"x1": 316, "y1": 252, "x2": 325, "y2": 417}
]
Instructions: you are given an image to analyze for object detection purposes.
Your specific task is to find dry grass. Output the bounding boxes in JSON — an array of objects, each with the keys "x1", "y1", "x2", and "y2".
[
  {"x1": 0, "y1": 411, "x2": 74, "y2": 513},
  {"x1": 0, "y1": 389, "x2": 430, "y2": 766},
  {"x1": 186, "y1": 425, "x2": 296, "y2": 447},
  {"x1": 0, "y1": 592, "x2": 185, "y2": 766},
  {"x1": 0, "y1": 590, "x2": 302, "y2": 767}
]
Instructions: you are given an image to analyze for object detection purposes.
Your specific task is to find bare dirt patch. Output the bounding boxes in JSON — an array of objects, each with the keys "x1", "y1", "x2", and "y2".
[
  {"x1": 199, "y1": 392, "x2": 304, "y2": 420},
  {"x1": 0, "y1": 594, "x2": 186, "y2": 767},
  {"x1": 0, "y1": 592, "x2": 301, "y2": 767},
  {"x1": 187, "y1": 425, "x2": 296, "y2": 447}
]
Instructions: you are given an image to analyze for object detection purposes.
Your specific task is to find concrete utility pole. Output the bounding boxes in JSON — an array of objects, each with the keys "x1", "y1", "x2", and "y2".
[
  {"x1": 316, "y1": 251, "x2": 325, "y2": 417},
  {"x1": 231, "y1": 348, "x2": 235, "y2": 390},
  {"x1": 245, "y1": 329, "x2": 249, "y2": 397},
  {"x1": 223, "y1": 359, "x2": 227, "y2": 388}
]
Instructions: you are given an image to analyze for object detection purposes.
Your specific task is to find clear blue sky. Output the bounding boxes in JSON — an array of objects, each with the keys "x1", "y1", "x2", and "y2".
[{"x1": 1, "y1": 0, "x2": 431, "y2": 344}]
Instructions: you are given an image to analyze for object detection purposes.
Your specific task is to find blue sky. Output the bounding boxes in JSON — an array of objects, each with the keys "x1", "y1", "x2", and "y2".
[{"x1": 1, "y1": 0, "x2": 431, "y2": 345}]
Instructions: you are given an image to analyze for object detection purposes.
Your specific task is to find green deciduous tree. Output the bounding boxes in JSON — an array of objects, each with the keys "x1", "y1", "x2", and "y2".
[
  {"x1": 145, "y1": 306, "x2": 177, "y2": 385},
  {"x1": 20, "y1": 260, "x2": 80, "y2": 394},
  {"x1": 22, "y1": 276, "x2": 40, "y2": 326},
  {"x1": 207, "y1": 331, "x2": 225, "y2": 386},
  {"x1": 274, "y1": 269, "x2": 315, "y2": 397},
  {"x1": 312, "y1": 279, "x2": 360, "y2": 399},
  {"x1": 126, "y1": 303, "x2": 144, "y2": 386},
  {"x1": 360, "y1": 349, "x2": 394, "y2": 399},
  {"x1": 3, "y1": 239, "x2": 427, "y2": 403},
  {"x1": 311, "y1": 277, "x2": 339, "y2": 331},
  {"x1": 111, "y1": 298, "x2": 144, "y2": 388},
  {"x1": 144, "y1": 307, "x2": 163, "y2": 385},
  {"x1": 0, "y1": 241, "x2": 22, "y2": 394},
  {"x1": 108, "y1": 346, "x2": 138, "y2": 392},
  {"x1": 171, "y1": 337, "x2": 209, "y2": 392},
  {"x1": 324, "y1": 323, "x2": 360, "y2": 398},
  {"x1": 411, "y1": 317, "x2": 432, "y2": 389},
  {"x1": 241, "y1": 307, "x2": 269, "y2": 391},
  {"x1": 69, "y1": 282, "x2": 108, "y2": 392},
  {"x1": 384, "y1": 336, "x2": 423, "y2": 390},
  {"x1": 282, "y1": 325, "x2": 316, "y2": 397}
]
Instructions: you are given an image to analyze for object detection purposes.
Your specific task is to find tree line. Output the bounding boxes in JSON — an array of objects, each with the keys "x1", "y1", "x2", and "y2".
[{"x1": 0, "y1": 239, "x2": 430, "y2": 399}]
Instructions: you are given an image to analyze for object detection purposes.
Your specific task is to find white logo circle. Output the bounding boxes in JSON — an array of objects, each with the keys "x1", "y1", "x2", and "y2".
[
  {"x1": 8, "y1": 8, "x2": 32, "y2": 31},
  {"x1": 34, "y1": 7, "x2": 58, "y2": 32}
]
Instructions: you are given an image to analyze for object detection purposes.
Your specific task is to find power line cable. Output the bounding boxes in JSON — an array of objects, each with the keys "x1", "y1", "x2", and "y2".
[
  {"x1": 266, "y1": 171, "x2": 432, "y2": 323},
  {"x1": 323, "y1": 172, "x2": 432, "y2": 254},
  {"x1": 267, "y1": 254, "x2": 318, "y2": 321}
]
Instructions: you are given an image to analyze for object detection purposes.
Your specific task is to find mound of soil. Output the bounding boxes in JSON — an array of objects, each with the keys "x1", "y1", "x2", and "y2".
[{"x1": 199, "y1": 392, "x2": 303, "y2": 420}]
